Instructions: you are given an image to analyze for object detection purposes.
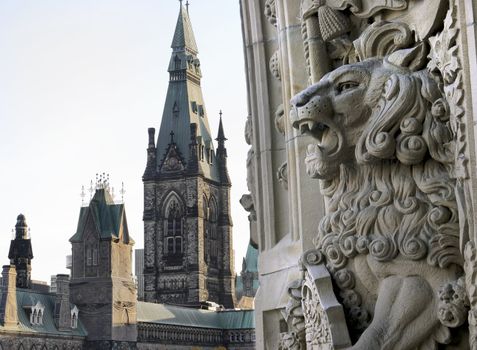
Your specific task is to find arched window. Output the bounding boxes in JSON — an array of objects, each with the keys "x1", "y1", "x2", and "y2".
[
  {"x1": 204, "y1": 196, "x2": 219, "y2": 266},
  {"x1": 30, "y1": 301, "x2": 45, "y2": 326},
  {"x1": 163, "y1": 193, "x2": 184, "y2": 256},
  {"x1": 71, "y1": 305, "x2": 79, "y2": 329}
]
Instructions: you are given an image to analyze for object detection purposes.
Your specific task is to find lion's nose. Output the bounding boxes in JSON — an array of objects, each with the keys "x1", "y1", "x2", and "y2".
[
  {"x1": 291, "y1": 92, "x2": 310, "y2": 108},
  {"x1": 291, "y1": 83, "x2": 323, "y2": 108}
]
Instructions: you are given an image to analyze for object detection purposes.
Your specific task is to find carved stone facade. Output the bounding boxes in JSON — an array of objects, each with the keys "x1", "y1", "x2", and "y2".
[
  {"x1": 241, "y1": 0, "x2": 477, "y2": 348},
  {"x1": 142, "y1": 4, "x2": 234, "y2": 309}
]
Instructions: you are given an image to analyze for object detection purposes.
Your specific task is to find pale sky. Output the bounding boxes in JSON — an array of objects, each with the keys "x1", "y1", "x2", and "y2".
[{"x1": 0, "y1": 1, "x2": 249, "y2": 283}]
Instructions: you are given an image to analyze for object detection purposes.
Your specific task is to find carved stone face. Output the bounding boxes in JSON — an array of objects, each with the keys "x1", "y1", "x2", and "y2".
[{"x1": 291, "y1": 59, "x2": 392, "y2": 179}]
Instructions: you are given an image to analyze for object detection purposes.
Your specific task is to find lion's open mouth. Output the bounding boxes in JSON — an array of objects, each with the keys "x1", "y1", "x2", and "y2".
[{"x1": 299, "y1": 120, "x2": 342, "y2": 159}]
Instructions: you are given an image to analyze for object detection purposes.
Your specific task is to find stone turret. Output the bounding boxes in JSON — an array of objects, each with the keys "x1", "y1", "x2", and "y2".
[{"x1": 8, "y1": 214, "x2": 33, "y2": 289}]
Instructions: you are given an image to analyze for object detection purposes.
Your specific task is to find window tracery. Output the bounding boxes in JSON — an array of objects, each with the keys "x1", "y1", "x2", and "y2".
[{"x1": 164, "y1": 194, "x2": 184, "y2": 256}]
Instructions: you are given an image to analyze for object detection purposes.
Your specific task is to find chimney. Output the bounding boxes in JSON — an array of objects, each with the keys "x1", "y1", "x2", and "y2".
[
  {"x1": 54, "y1": 274, "x2": 71, "y2": 331},
  {"x1": 0, "y1": 265, "x2": 18, "y2": 329}
]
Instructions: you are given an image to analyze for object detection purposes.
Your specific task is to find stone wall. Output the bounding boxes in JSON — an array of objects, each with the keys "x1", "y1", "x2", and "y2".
[
  {"x1": 0, "y1": 334, "x2": 83, "y2": 350},
  {"x1": 240, "y1": 0, "x2": 325, "y2": 348},
  {"x1": 137, "y1": 323, "x2": 255, "y2": 350},
  {"x1": 241, "y1": 0, "x2": 477, "y2": 349}
]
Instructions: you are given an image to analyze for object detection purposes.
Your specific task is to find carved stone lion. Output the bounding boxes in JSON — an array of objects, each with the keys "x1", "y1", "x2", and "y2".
[{"x1": 291, "y1": 45, "x2": 468, "y2": 349}]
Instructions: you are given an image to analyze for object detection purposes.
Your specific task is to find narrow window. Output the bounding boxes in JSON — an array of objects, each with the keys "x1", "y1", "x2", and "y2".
[
  {"x1": 92, "y1": 248, "x2": 98, "y2": 266},
  {"x1": 167, "y1": 237, "x2": 174, "y2": 255},
  {"x1": 86, "y1": 248, "x2": 92, "y2": 266}
]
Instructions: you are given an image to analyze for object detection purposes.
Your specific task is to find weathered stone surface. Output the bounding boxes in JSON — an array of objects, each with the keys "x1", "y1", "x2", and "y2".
[{"x1": 241, "y1": 0, "x2": 477, "y2": 348}]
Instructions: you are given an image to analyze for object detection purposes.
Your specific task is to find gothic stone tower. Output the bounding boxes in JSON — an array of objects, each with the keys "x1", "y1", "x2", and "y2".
[
  {"x1": 69, "y1": 180, "x2": 137, "y2": 349},
  {"x1": 142, "y1": 4, "x2": 234, "y2": 309},
  {"x1": 8, "y1": 214, "x2": 33, "y2": 289}
]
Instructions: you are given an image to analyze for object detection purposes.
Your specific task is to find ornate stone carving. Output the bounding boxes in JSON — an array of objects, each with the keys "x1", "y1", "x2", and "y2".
[
  {"x1": 274, "y1": 104, "x2": 286, "y2": 136},
  {"x1": 161, "y1": 146, "x2": 185, "y2": 173},
  {"x1": 300, "y1": 250, "x2": 351, "y2": 349},
  {"x1": 245, "y1": 115, "x2": 253, "y2": 146},
  {"x1": 291, "y1": 38, "x2": 467, "y2": 348},
  {"x1": 270, "y1": 50, "x2": 281, "y2": 81},
  {"x1": 465, "y1": 242, "x2": 477, "y2": 349},
  {"x1": 278, "y1": 332, "x2": 304, "y2": 350},
  {"x1": 277, "y1": 162, "x2": 288, "y2": 190},
  {"x1": 353, "y1": 21, "x2": 414, "y2": 62},
  {"x1": 264, "y1": 0, "x2": 277, "y2": 27}
]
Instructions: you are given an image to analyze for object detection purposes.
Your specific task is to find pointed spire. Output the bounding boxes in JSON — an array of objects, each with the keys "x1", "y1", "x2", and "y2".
[
  {"x1": 171, "y1": 2, "x2": 198, "y2": 54},
  {"x1": 216, "y1": 110, "x2": 227, "y2": 143},
  {"x1": 215, "y1": 111, "x2": 230, "y2": 185}
]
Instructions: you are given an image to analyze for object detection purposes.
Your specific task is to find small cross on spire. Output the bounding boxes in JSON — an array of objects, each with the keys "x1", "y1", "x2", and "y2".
[
  {"x1": 219, "y1": 110, "x2": 223, "y2": 118},
  {"x1": 186, "y1": 1, "x2": 190, "y2": 12},
  {"x1": 170, "y1": 130, "x2": 175, "y2": 143}
]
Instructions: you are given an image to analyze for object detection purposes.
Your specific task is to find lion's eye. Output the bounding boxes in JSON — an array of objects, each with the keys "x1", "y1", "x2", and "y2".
[{"x1": 337, "y1": 81, "x2": 359, "y2": 94}]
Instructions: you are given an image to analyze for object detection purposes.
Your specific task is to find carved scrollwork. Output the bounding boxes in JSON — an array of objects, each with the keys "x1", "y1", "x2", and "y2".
[{"x1": 354, "y1": 21, "x2": 414, "y2": 61}]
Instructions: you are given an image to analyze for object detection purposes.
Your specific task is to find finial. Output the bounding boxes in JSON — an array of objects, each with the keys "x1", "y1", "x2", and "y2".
[
  {"x1": 219, "y1": 110, "x2": 223, "y2": 118},
  {"x1": 89, "y1": 180, "x2": 94, "y2": 199},
  {"x1": 179, "y1": 0, "x2": 183, "y2": 6},
  {"x1": 80, "y1": 185, "x2": 86, "y2": 206},
  {"x1": 120, "y1": 182, "x2": 126, "y2": 203},
  {"x1": 186, "y1": 0, "x2": 190, "y2": 12},
  {"x1": 170, "y1": 130, "x2": 175, "y2": 144}
]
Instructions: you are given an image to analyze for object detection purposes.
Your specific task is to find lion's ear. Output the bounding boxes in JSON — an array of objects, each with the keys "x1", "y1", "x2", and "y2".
[{"x1": 387, "y1": 43, "x2": 428, "y2": 71}]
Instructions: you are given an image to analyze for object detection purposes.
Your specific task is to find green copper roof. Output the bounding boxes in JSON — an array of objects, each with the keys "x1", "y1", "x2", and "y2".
[
  {"x1": 70, "y1": 189, "x2": 133, "y2": 244},
  {"x1": 171, "y1": 5, "x2": 198, "y2": 54},
  {"x1": 0, "y1": 289, "x2": 87, "y2": 337},
  {"x1": 137, "y1": 302, "x2": 255, "y2": 329},
  {"x1": 156, "y1": 5, "x2": 220, "y2": 182},
  {"x1": 244, "y1": 242, "x2": 258, "y2": 273}
]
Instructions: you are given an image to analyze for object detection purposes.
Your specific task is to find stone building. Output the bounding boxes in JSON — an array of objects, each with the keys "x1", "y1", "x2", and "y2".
[
  {"x1": 240, "y1": 0, "x2": 477, "y2": 349},
  {"x1": 0, "y1": 186, "x2": 254, "y2": 350},
  {"x1": 142, "y1": 3, "x2": 235, "y2": 309},
  {"x1": 0, "y1": 4, "x2": 256, "y2": 349},
  {"x1": 0, "y1": 215, "x2": 87, "y2": 350}
]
